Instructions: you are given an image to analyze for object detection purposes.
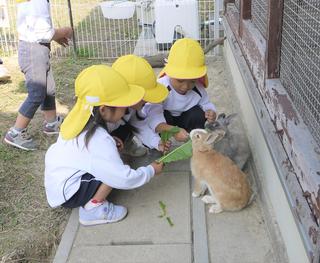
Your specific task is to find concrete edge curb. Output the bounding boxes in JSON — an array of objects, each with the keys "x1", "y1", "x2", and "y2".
[
  {"x1": 53, "y1": 208, "x2": 79, "y2": 263},
  {"x1": 191, "y1": 179, "x2": 209, "y2": 263}
]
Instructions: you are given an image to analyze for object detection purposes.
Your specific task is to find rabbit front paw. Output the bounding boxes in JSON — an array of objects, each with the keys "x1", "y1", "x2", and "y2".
[
  {"x1": 201, "y1": 195, "x2": 216, "y2": 204},
  {"x1": 208, "y1": 203, "x2": 223, "y2": 214},
  {"x1": 192, "y1": 191, "x2": 201, "y2": 198}
]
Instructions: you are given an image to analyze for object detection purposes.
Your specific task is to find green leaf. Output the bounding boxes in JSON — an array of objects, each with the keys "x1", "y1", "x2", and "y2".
[
  {"x1": 157, "y1": 140, "x2": 192, "y2": 163},
  {"x1": 166, "y1": 217, "x2": 174, "y2": 227},
  {"x1": 158, "y1": 201, "x2": 167, "y2": 217},
  {"x1": 160, "y1": 126, "x2": 180, "y2": 142}
]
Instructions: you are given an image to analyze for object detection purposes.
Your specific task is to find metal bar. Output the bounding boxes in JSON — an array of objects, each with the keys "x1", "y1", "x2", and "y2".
[{"x1": 67, "y1": 0, "x2": 77, "y2": 56}]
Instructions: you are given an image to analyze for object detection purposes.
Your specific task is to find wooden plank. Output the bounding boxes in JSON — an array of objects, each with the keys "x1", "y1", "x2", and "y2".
[
  {"x1": 239, "y1": 0, "x2": 251, "y2": 37},
  {"x1": 265, "y1": 0, "x2": 284, "y2": 78}
]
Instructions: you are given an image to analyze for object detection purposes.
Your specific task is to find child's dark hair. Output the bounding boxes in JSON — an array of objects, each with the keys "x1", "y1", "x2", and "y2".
[{"x1": 82, "y1": 106, "x2": 112, "y2": 147}]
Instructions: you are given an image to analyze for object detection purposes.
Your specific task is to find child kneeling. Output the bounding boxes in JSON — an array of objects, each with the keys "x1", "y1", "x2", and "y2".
[{"x1": 44, "y1": 65, "x2": 163, "y2": 226}]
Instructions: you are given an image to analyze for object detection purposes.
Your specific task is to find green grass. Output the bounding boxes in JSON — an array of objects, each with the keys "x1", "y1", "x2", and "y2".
[{"x1": 0, "y1": 56, "x2": 103, "y2": 262}]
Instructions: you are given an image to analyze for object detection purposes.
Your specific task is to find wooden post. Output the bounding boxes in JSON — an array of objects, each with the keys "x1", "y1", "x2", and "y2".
[
  {"x1": 265, "y1": 0, "x2": 284, "y2": 79},
  {"x1": 239, "y1": 0, "x2": 251, "y2": 37},
  {"x1": 223, "y1": 0, "x2": 235, "y2": 15}
]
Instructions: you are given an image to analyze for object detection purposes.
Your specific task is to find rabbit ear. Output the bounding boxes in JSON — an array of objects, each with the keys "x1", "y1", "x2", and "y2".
[
  {"x1": 225, "y1": 113, "x2": 237, "y2": 124},
  {"x1": 218, "y1": 113, "x2": 226, "y2": 119},
  {"x1": 205, "y1": 129, "x2": 226, "y2": 145}
]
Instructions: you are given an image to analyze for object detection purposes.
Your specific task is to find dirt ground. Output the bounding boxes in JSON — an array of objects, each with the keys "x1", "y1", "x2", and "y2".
[
  {"x1": 0, "y1": 54, "x2": 228, "y2": 262},
  {"x1": 0, "y1": 56, "x2": 101, "y2": 262}
]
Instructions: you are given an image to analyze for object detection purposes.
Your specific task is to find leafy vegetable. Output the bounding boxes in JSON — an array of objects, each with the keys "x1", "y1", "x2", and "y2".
[
  {"x1": 160, "y1": 126, "x2": 180, "y2": 142},
  {"x1": 158, "y1": 201, "x2": 174, "y2": 227},
  {"x1": 157, "y1": 140, "x2": 192, "y2": 163},
  {"x1": 166, "y1": 217, "x2": 174, "y2": 227},
  {"x1": 158, "y1": 201, "x2": 167, "y2": 218}
]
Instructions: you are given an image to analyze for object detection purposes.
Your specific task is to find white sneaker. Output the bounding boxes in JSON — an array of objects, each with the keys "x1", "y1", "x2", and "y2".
[
  {"x1": 0, "y1": 64, "x2": 10, "y2": 81},
  {"x1": 79, "y1": 201, "x2": 128, "y2": 226}
]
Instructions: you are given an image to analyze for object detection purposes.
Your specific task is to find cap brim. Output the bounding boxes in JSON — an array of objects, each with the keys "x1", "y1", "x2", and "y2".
[
  {"x1": 61, "y1": 85, "x2": 145, "y2": 140},
  {"x1": 60, "y1": 100, "x2": 91, "y2": 140},
  {"x1": 103, "y1": 84, "x2": 145, "y2": 107},
  {"x1": 143, "y1": 82, "x2": 169, "y2": 103},
  {"x1": 163, "y1": 64, "x2": 207, "y2": 80}
]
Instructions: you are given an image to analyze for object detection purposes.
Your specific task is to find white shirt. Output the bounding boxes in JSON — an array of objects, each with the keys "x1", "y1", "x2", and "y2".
[
  {"x1": 108, "y1": 107, "x2": 162, "y2": 150},
  {"x1": 45, "y1": 127, "x2": 155, "y2": 208},
  {"x1": 17, "y1": 0, "x2": 55, "y2": 43},
  {"x1": 147, "y1": 75, "x2": 217, "y2": 131}
]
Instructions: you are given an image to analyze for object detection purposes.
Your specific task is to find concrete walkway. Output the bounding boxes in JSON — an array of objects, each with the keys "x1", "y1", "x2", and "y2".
[{"x1": 52, "y1": 58, "x2": 280, "y2": 263}]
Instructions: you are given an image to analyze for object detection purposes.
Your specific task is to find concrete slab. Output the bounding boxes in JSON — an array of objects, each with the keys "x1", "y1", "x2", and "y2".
[
  {"x1": 68, "y1": 244, "x2": 192, "y2": 263},
  {"x1": 73, "y1": 172, "x2": 192, "y2": 246},
  {"x1": 206, "y1": 200, "x2": 276, "y2": 263}
]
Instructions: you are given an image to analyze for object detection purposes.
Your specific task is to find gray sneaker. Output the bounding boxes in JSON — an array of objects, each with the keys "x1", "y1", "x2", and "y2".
[
  {"x1": 122, "y1": 136, "x2": 148, "y2": 157},
  {"x1": 43, "y1": 116, "x2": 63, "y2": 135},
  {"x1": 4, "y1": 128, "x2": 36, "y2": 151}
]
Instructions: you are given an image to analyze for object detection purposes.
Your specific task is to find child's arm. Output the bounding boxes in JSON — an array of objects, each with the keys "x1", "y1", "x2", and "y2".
[
  {"x1": 197, "y1": 87, "x2": 217, "y2": 122},
  {"x1": 90, "y1": 134, "x2": 162, "y2": 189}
]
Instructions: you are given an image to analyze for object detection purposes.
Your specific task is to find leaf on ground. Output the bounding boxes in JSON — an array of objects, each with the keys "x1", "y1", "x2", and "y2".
[
  {"x1": 157, "y1": 139, "x2": 192, "y2": 163},
  {"x1": 160, "y1": 126, "x2": 180, "y2": 142},
  {"x1": 158, "y1": 201, "x2": 167, "y2": 217},
  {"x1": 166, "y1": 217, "x2": 174, "y2": 227}
]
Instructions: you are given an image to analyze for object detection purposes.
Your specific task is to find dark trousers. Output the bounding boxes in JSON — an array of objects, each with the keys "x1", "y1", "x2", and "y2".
[
  {"x1": 164, "y1": 105, "x2": 206, "y2": 132},
  {"x1": 110, "y1": 123, "x2": 133, "y2": 143}
]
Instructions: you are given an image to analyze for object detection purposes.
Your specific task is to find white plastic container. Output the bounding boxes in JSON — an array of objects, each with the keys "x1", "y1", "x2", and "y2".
[
  {"x1": 100, "y1": 1, "x2": 136, "y2": 19},
  {"x1": 154, "y1": 0, "x2": 199, "y2": 44}
]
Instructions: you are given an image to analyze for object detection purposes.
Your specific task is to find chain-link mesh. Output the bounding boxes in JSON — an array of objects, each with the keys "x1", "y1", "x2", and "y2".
[
  {"x1": 251, "y1": 0, "x2": 268, "y2": 38},
  {"x1": 0, "y1": 0, "x2": 217, "y2": 59},
  {"x1": 280, "y1": 0, "x2": 320, "y2": 146}
]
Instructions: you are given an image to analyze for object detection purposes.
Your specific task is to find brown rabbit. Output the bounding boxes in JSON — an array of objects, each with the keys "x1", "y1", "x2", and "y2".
[{"x1": 190, "y1": 129, "x2": 253, "y2": 213}]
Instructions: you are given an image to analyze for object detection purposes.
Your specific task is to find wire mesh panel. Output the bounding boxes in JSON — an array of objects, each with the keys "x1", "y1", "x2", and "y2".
[
  {"x1": 0, "y1": 0, "x2": 217, "y2": 59},
  {"x1": 251, "y1": 0, "x2": 268, "y2": 38},
  {"x1": 234, "y1": 0, "x2": 239, "y2": 10},
  {"x1": 280, "y1": 0, "x2": 320, "y2": 146},
  {"x1": 0, "y1": 1, "x2": 17, "y2": 56}
]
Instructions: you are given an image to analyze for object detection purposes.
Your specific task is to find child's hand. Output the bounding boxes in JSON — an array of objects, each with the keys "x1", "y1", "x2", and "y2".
[
  {"x1": 158, "y1": 140, "x2": 172, "y2": 153},
  {"x1": 53, "y1": 27, "x2": 73, "y2": 46},
  {"x1": 56, "y1": 37, "x2": 69, "y2": 47},
  {"x1": 205, "y1": 110, "x2": 217, "y2": 123},
  {"x1": 112, "y1": 136, "x2": 124, "y2": 151},
  {"x1": 174, "y1": 128, "x2": 189, "y2": 142},
  {"x1": 151, "y1": 161, "x2": 164, "y2": 175}
]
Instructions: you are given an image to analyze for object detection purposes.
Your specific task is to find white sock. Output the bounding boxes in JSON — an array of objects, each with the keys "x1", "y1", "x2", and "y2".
[
  {"x1": 46, "y1": 117, "x2": 58, "y2": 125},
  {"x1": 84, "y1": 199, "x2": 104, "y2": 210},
  {"x1": 12, "y1": 127, "x2": 24, "y2": 134}
]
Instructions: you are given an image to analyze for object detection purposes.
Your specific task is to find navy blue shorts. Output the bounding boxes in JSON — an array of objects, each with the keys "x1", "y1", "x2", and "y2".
[{"x1": 62, "y1": 173, "x2": 102, "y2": 208}]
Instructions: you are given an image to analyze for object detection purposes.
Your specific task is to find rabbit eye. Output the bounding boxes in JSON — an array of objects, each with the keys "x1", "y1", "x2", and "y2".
[{"x1": 196, "y1": 134, "x2": 201, "y2": 139}]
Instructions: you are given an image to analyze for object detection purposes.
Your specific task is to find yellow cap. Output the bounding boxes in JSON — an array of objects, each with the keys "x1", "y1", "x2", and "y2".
[
  {"x1": 60, "y1": 65, "x2": 145, "y2": 140},
  {"x1": 161, "y1": 38, "x2": 207, "y2": 80},
  {"x1": 112, "y1": 55, "x2": 168, "y2": 103}
]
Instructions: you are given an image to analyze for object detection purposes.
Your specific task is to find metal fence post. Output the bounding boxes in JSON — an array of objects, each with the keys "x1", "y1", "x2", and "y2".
[{"x1": 67, "y1": 0, "x2": 77, "y2": 57}]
